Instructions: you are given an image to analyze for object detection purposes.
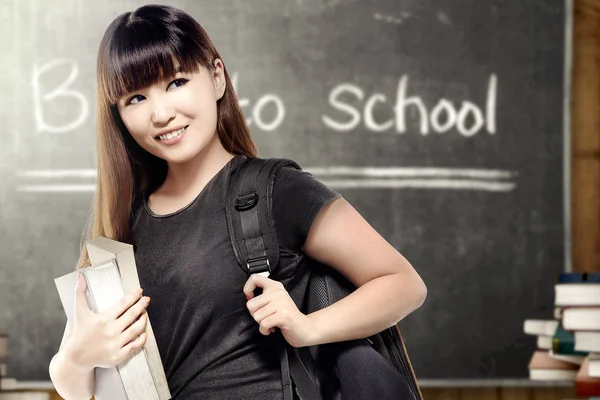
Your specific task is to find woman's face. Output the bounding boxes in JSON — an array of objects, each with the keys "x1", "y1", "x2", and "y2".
[{"x1": 116, "y1": 59, "x2": 226, "y2": 164}]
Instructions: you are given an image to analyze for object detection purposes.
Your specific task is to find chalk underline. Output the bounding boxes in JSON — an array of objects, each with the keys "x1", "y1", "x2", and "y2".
[
  {"x1": 15, "y1": 167, "x2": 516, "y2": 193},
  {"x1": 16, "y1": 167, "x2": 515, "y2": 179}
]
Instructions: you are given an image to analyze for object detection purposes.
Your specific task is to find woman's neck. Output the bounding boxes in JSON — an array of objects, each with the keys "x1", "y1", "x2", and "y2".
[{"x1": 160, "y1": 136, "x2": 235, "y2": 197}]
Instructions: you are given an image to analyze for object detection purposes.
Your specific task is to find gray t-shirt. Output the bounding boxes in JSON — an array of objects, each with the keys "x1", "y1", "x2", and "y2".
[{"x1": 131, "y1": 155, "x2": 341, "y2": 399}]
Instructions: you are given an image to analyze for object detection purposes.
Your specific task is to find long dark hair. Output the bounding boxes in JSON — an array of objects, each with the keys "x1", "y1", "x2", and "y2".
[{"x1": 77, "y1": 4, "x2": 257, "y2": 268}]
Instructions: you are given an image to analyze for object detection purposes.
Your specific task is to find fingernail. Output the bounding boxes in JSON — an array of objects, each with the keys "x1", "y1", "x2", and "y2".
[{"x1": 145, "y1": 296, "x2": 151, "y2": 303}]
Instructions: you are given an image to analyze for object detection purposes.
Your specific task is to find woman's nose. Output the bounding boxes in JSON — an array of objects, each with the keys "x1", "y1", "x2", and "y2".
[{"x1": 151, "y1": 100, "x2": 176, "y2": 125}]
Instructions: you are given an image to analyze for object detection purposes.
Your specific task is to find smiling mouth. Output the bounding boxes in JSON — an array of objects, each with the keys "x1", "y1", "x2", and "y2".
[{"x1": 156, "y1": 126, "x2": 188, "y2": 141}]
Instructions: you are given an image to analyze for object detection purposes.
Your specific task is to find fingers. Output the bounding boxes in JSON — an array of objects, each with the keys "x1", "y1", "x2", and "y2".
[
  {"x1": 107, "y1": 289, "x2": 144, "y2": 320},
  {"x1": 118, "y1": 331, "x2": 148, "y2": 363},
  {"x1": 258, "y1": 314, "x2": 278, "y2": 336},
  {"x1": 119, "y1": 311, "x2": 148, "y2": 348},
  {"x1": 76, "y1": 272, "x2": 86, "y2": 292},
  {"x1": 248, "y1": 299, "x2": 278, "y2": 336},
  {"x1": 74, "y1": 273, "x2": 91, "y2": 315},
  {"x1": 116, "y1": 295, "x2": 151, "y2": 333},
  {"x1": 244, "y1": 276, "x2": 289, "y2": 336},
  {"x1": 246, "y1": 293, "x2": 273, "y2": 314},
  {"x1": 251, "y1": 303, "x2": 277, "y2": 324},
  {"x1": 243, "y1": 274, "x2": 283, "y2": 300}
]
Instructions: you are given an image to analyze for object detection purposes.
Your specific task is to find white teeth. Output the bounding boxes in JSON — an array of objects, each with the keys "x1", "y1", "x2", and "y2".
[{"x1": 158, "y1": 127, "x2": 186, "y2": 141}]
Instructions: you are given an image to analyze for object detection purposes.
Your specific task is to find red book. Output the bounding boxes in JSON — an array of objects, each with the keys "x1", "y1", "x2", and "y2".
[
  {"x1": 528, "y1": 351, "x2": 579, "y2": 381},
  {"x1": 575, "y1": 356, "x2": 600, "y2": 397}
]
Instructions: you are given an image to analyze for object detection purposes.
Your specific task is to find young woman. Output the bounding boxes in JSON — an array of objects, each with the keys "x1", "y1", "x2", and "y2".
[{"x1": 49, "y1": 4, "x2": 427, "y2": 400}]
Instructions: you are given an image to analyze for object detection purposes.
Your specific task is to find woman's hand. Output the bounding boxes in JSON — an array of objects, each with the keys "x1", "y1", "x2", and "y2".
[
  {"x1": 66, "y1": 273, "x2": 150, "y2": 370},
  {"x1": 243, "y1": 274, "x2": 318, "y2": 348}
]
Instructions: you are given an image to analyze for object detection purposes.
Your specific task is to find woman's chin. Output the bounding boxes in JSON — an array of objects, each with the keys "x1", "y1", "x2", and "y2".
[{"x1": 159, "y1": 148, "x2": 203, "y2": 166}]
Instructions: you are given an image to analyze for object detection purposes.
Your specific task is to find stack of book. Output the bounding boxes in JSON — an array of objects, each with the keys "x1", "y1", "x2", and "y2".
[
  {"x1": 524, "y1": 318, "x2": 582, "y2": 380},
  {"x1": 0, "y1": 334, "x2": 5, "y2": 380},
  {"x1": 0, "y1": 389, "x2": 50, "y2": 400},
  {"x1": 54, "y1": 236, "x2": 171, "y2": 400},
  {"x1": 558, "y1": 273, "x2": 600, "y2": 398},
  {"x1": 0, "y1": 393, "x2": 50, "y2": 400},
  {"x1": 0, "y1": 335, "x2": 48, "y2": 399},
  {"x1": 524, "y1": 272, "x2": 600, "y2": 400},
  {"x1": 0, "y1": 334, "x2": 18, "y2": 391}
]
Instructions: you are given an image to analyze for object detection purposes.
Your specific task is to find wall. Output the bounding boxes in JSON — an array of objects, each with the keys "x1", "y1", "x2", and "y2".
[
  {"x1": 39, "y1": 0, "x2": 600, "y2": 397},
  {"x1": 424, "y1": 0, "x2": 600, "y2": 397}
]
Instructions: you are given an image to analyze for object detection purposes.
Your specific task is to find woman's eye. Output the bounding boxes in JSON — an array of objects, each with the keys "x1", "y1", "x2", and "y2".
[
  {"x1": 168, "y1": 78, "x2": 189, "y2": 90},
  {"x1": 127, "y1": 94, "x2": 145, "y2": 105}
]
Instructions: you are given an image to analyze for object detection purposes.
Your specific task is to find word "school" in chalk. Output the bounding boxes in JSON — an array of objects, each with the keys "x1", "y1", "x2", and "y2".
[{"x1": 32, "y1": 59, "x2": 497, "y2": 137}]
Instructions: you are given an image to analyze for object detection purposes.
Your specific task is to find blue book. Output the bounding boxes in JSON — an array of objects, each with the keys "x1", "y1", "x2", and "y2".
[
  {"x1": 552, "y1": 320, "x2": 588, "y2": 356},
  {"x1": 556, "y1": 272, "x2": 600, "y2": 283}
]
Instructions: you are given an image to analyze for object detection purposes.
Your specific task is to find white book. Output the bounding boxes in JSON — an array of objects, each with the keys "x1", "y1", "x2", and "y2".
[
  {"x1": 575, "y1": 331, "x2": 600, "y2": 352},
  {"x1": 529, "y1": 369, "x2": 577, "y2": 380},
  {"x1": 0, "y1": 393, "x2": 50, "y2": 400},
  {"x1": 85, "y1": 237, "x2": 170, "y2": 400},
  {"x1": 0, "y1": 335, "x2": 6, "y2": 359},
  {"x1": 54, "y1": 236, "x2": 171, "y2": 400},
  {"x1": 590, "y1": 353, "x2": 600, "y2": 378},
  {"x1": 562, "y1": 307, "x2": 600, "y2": 330},
  {"x1": 523, "y1": 319, "x2": 558, "y2": 336},
  {"x1": 54, "y1": 270, "x2": 128, "y2": 400},
  {"x1": 0, "y1": 377, "x2": 17, "y2": 390},
  {"x1": 548, "y1": 350, "x2": 585, "y2": 365},
  {"x1": 555, "y1": 283, "x2": 600, "y2": 306},
  {"x1": 83, "y1": 261, "x2": 160, "y2": 400},
  {"x1": 537, "y1": 335, "x2": 552, "y2": 350}
]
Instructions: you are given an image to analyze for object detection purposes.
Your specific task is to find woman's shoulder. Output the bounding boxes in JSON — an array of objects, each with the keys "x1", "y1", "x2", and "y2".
[
  {"x1": 272, "y1": 161, "x2": 342, "y2": 251},
  {"x1": 273, "y1": 163, "x2": 339, "y2": 202}
]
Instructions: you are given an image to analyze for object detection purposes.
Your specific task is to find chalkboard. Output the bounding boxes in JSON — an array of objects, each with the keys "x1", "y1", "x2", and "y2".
[{"x1": 0, "y1": 0, "x2": 570, "y2": 381}]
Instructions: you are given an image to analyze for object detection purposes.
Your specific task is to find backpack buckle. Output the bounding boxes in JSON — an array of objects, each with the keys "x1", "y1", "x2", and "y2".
[
  {"x1": 246, "y1": 254, "x2": 271, "y2": 277},
  {"x1": 235, "y1": 193, "x2": 259, "y2": 211}
]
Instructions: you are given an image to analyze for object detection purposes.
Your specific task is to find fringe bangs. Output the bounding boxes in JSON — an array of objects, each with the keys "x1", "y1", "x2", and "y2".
[{"x1": 98, "y1": 12, "x2": 209, "y2": 104}]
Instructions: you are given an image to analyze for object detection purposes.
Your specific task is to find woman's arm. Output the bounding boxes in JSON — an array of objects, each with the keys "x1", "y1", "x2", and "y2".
[
  {"x1": 300, "y1": 197, "x2": 427, "y2": 346},
  {"x1": 49, "y1": 320, "x2": 95, "y2": 400}
]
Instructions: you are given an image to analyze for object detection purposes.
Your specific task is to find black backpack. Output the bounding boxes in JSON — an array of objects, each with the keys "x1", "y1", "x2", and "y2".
[{"x1": 225, "y1": 156, "x2": 423, "y2": 400}]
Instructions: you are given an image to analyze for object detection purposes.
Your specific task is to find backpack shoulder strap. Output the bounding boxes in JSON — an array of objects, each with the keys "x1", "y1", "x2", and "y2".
[
  {"x1": 225, "y1": 156, "x2": 301, "y2": 277},
  {"x1": 226, "y1": 156, "x2": 318, "y2": 400}
]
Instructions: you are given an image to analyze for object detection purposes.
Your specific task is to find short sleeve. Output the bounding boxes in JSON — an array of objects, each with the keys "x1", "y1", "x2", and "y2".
[{"x1": 272, "y1": 166, "x2": 342, "y2": 251}]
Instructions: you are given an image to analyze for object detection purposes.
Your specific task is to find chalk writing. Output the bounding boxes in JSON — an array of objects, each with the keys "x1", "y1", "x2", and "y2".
[
  {"x1": 32, "y1": 59, "x2": 89, "y2": 134},
  {"x1": 323, "y1": 74, "x2": 497, "y2": 136},
  {"x1": 30, "y1": 60, "x2": 498, "y2": 137},
  {"x1": 231, "y1": 73, "x2": 285, "y2": 131}
]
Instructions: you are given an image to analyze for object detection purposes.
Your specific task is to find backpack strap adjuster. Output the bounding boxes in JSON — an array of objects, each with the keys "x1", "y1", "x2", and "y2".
[
  {"x1": 226, "y1": 157, "x2": 301, "y2": 281},
  {"x1": 235, "y1": 193, "x2": 259, "y2": 211},
  {"x1": 247, "y1": 254, "x2": 271, "y2": 277}
]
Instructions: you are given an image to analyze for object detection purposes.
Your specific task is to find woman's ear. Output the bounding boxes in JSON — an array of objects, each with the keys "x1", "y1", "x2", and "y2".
[{"x1": 212, "y1": 58, "x2": 226, "y2": 100}]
